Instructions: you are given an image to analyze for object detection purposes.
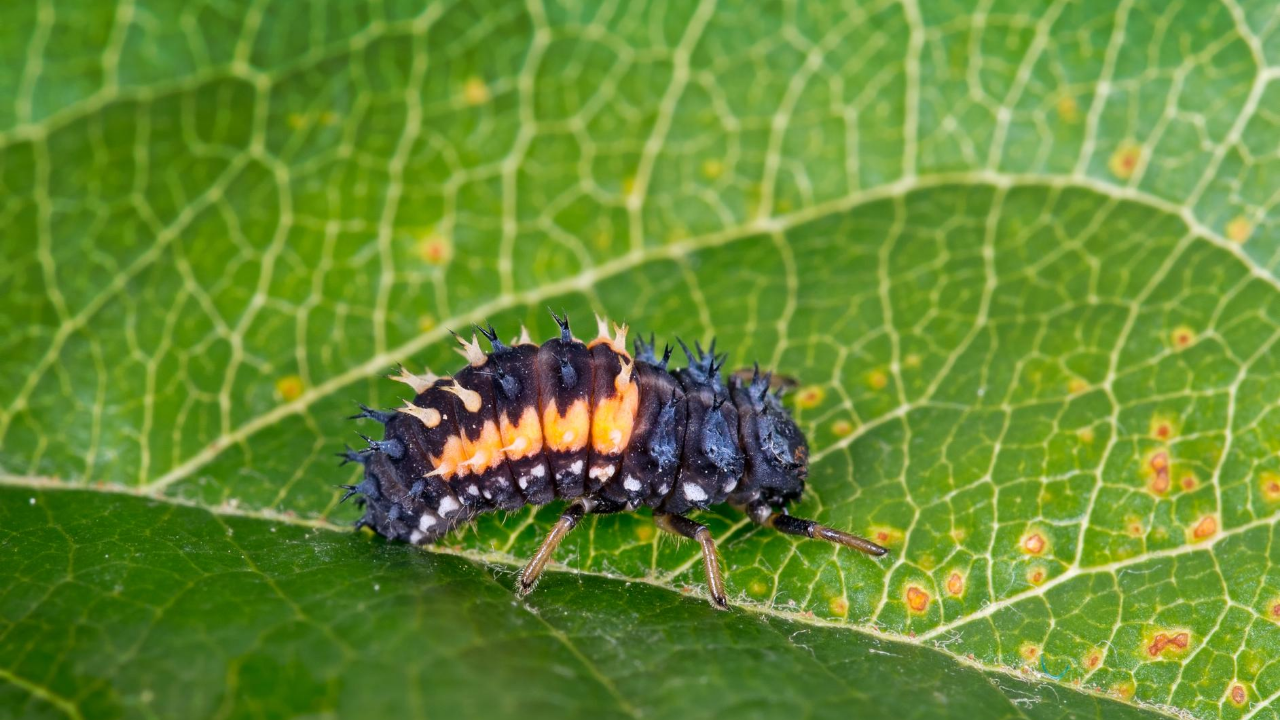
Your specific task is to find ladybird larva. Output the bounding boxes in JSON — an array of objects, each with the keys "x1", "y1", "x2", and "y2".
[{"x1": 339, "y1": 311, "x2": 887, "y2": 609}]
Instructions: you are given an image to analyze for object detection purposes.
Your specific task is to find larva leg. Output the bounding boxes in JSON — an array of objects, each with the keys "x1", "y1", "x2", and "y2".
[
  {"x1": 750, "y1": 503, "x2": 888, "y2": 557},
  {"x1": 653, "y1": 513, "x2": 728, "y2": 610},
  {"x1": 516, "y1": 500, "x2": 587, "y2": 597}
]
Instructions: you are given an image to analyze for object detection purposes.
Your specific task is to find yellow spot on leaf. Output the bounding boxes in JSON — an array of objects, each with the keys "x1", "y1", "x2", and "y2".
[
  {"x1": 794, "y1": 385, "x2": 825, "y2": 409},
  {"x1": 828, "y1": 595, "x2": 849, "y2": 617},
  {"x1": 320, "y1": 110, "x2": 339, "y2": 126},
  {"x1": 1019, "y1": 644, "x2": 1040, "y2": 662},
  {"x1": 1150, "y1": 414, "x2": 1177, "y2": 440},
  {"x1": 287, "y1": 113, "x2": 308, "y2": 130},
  {"x1": 635, "y1": 523, "x2": 654, "y2": 542},
  {"x1": 1110, "y1": 681, "x2": 1135, "y2": 701},
  {"x1": 866, "y1": 370, "x2": 888, "y2": 390},
  {"x1": 1068, "y1": 377, "x2": 1089, "y2": 395},
  {"x1": 417, "y1": 230, "x2": 453, "y2": 266},
  {"x1": 1084, "y1": 650, "x2": 1103, "y2": 671},
  {"x1": 831, "y1": 419, "x2": 854, "y2": 437},
  {"x1": 1109, "y1": 141, "x2": 1142, "y2": 180},
  {"x1": 1260, "y1": 472, "x2": 1280, "y2": 503},
  {"x1": 275, "y1": 374, "x2": 304, "y2": 402},
  {"x1": 904, "y1": 353, "x2": 922, "y2": 369},
  {"x1": 870, "y1": 526, "x2": 903, "y2": 547},
  {"x1": 463, "y1": 76, "x2": 490, "y2": 105},
  {"x1": 1077, "y1": 427, "x2": 1095, "y2": 444},
  {"x1": 1171, "y1": 325, "x2": 1195, "y2": 349},
  {"x1": 701, "y1": 158, "x2": 724, "y2": 180},
  {"x1": 946, "y1": 572, "x2": 965, "y2": 597},
  {"x1": 749, "y1": 580, "x2": 769, "y2": 598},
  {"x1": 1027, "y1": 566, "x2": 1046, "y2": 585},
  {"x1": 1056, "y1": 95, "x2": 1080, "y2": 123},
  {"x1": 1227, "y1": 216, "x2": 1252, "y2": 243},
  {"x1": 418, "y1": 315, "x2": 437, "y2": 332}
]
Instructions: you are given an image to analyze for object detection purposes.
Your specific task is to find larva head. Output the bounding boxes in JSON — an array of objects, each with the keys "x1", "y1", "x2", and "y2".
[{"x1": 730, "y1": 367, "x2": 809, "y2": 507}]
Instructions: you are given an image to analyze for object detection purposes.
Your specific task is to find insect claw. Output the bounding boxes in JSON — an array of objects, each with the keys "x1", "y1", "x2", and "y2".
[
  {"x1": 475, "y1": 323, "x2": 506, "y2": 353},
  {"x1": 548, "y1": 308, "x2": 572, "y2": 341},
  {"x1": 357, "y1": 433, "x2": 406, "y2": 460},
  {"x1": 337, "y1": 484, "x2": 362, "y2": 503}
]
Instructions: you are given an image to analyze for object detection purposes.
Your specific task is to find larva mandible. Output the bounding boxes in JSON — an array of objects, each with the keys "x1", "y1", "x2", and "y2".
[{"x1": 339, "y1": 311, "x2": 887, "y2": 609}]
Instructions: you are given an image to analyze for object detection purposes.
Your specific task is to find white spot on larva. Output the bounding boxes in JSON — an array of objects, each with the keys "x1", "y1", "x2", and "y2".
[
  {"x1": 409, "y1": 530, "x2": 424, "y2": 543},
  {"x1": 418, "y1": 514, "x2": 439, "y2": 531},
  {"x1": 531, "y1": 464, "x2": 547, "y2": 478},
  {"x1": 658, "y1": 483, "x2": 670, "y2": 494},
  {"x1": 570, "y1": 460, "x2": 584, "y2": 474},
  {"x1": 437, "y1": 496, "x2": 460, "y2": 516},
  {"x1": 608, "y1": 429, "x2": 623, "y2": 449},
  {"x1": 467, "y1": 485, "x2": 480, "y2": 496},
  {"x1": 683, "y1": 483, "x2": 708, "y2": 502},
  {"x1": 723, "y1": 479, "x2": 737, "y2": 492},
  {"x1": 623, "y1": 476, "x2": 641, "y2": 492},
  {"x1": 482, "y1": 489, "x2": 492, "y2": 499},
  {"x1": 563, "y1": 430, "x2": 575, "y2": 443},
  {"x1": 589, "y1": 464, "x2": 616, "y2": 481},
  {"x1": 518, "y1": 475, "x2": 529, "y2": 490}
]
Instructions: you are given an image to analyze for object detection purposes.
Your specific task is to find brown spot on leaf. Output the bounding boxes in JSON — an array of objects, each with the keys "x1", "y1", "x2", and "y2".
[
  {"x1": 828, "y1": 595, "x2": 849, "y2": 617},
  {"x1": 947, "y1": 572, "x2": 965, "y2": 597},
  {"x1": 1027, "y1": 567, "x2": 1046, "y2": 585},
  {"x1": 831, "y1": 419, "x2": 854, "y2": 437},
  {"x1": 1261, "y1": 472, "x2": 1280, "y2": 503},
  {"x1": 794, "y1": 385, "x2": 825, "y2": 409},
  {"x1": 1085, "y1": 651, "x2": 1102, "y2": 670},
  {"x1": 905, "y1": 585, "x2": 930, "y2": 614},
  {"x1": 1229, "y1": 683, "x2": 1247, "y2": 707},
  {"x1": 1147, "y1": 632, "x2": 1190, "y2": 657},
  {"x1": 1021, "y1": 532, "x2": 1046, "y2": 555},
  {"x1": 1227, "y1": 216, "x2": 1252, "y2": 244},
  {"x1": 1171, "y1": 326, "x2": 1195, "y2": 349}
]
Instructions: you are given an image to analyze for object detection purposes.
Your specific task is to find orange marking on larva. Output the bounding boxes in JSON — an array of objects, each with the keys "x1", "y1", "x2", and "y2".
[
  {"x1": 946, "y1": 572, "x2": 965, "y2": 597},
  {"x1": 456, "y1": 421, "x2": 506, "y2": 474},
  {"x1": 1021, "y1": 532, "x2": 1046, "y2": 555},
  {"x1": 1192, "y1": 515, "x2": 1217, "y2": 540},
  {"x1": 1109, "y1": 141, "x2": 1142, "y2": 180},
  {"x1": 1229, "y1": 683, "x2": 1247, "y2": 706},
  {"x1": 429, "y1": 435, "x2": 468, "y2": 479},
  {"x1": 499, "y1": 406, "x2": 542, "y2": 460},
  {"x1": 1261, "y1": 472, "x2": 1280, "y2": 503},
  {"x1": 542, "y1": 399, "x2": 590, "y2": 452},
  {"x1": 905, "y1": 585, "x2": 930, "y2": 613},
  {"x1": 591, "y1": 373, "x2": 639, "y2": 455}
]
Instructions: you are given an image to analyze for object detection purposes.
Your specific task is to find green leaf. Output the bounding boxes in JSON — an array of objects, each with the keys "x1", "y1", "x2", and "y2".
[{"x1": 2, "y1": 1, "x2": 1279, "y2": 718}]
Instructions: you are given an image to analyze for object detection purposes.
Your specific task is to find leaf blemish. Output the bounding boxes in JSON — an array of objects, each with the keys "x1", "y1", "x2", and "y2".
[
  {"x1": 905, "y1": 585, "x2": 930, "y2": 614},
  {"x1": 1109, "y1": 141, "x2": 1142, "y2": 180},
  {"x1": 831, "y1": 419, "x2": 854, "y2": 437},
  {"x1": 1146, "y1": 631, "x2": 1190, "y2": 658},
  {"x1": 1026, "y1": 566, "x2": 1046, "y2": 585},
  {"x1": 1228, "y1": 683, "x2": 1248, "y2": 707},
  {"x1": 1146, "y1": 450, "x2": 1171, "y2": 495},
  {"x1": 1171, "y1": 326, "x2": 1196, "y2": 349},
  {"x1": 946, "y1": 571, "x2": 965, "y2": 597},
  {"x1": 1227, "y1": 216, "x2": 1252, "y2": 244},
  {"x1": 1020, "y1": 531, "x2": 1046, "y2": 555},
  {"x1": 463, "y1": 77, "x2": 490, "y2": 105},
  {"x1": 794, "y1": 385, "x2": 825, "y2": 409},
  {"x1": 417, "y1": 231, "x2": 453, "y2": 266},
  {"x1": 1260, "y1": 472, "x2": 1280, "y2": 503},
  {"x1": 1191, "y1": 515, "x2": 1218, "y2": 541},
  {"x1": 275, "y1": 375, "x2": 304, "y2": 402}
]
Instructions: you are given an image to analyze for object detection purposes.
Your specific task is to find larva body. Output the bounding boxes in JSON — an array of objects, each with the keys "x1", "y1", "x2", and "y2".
[{"x1": 342, "y1": 313, "x2": 885, "y2": 609}]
